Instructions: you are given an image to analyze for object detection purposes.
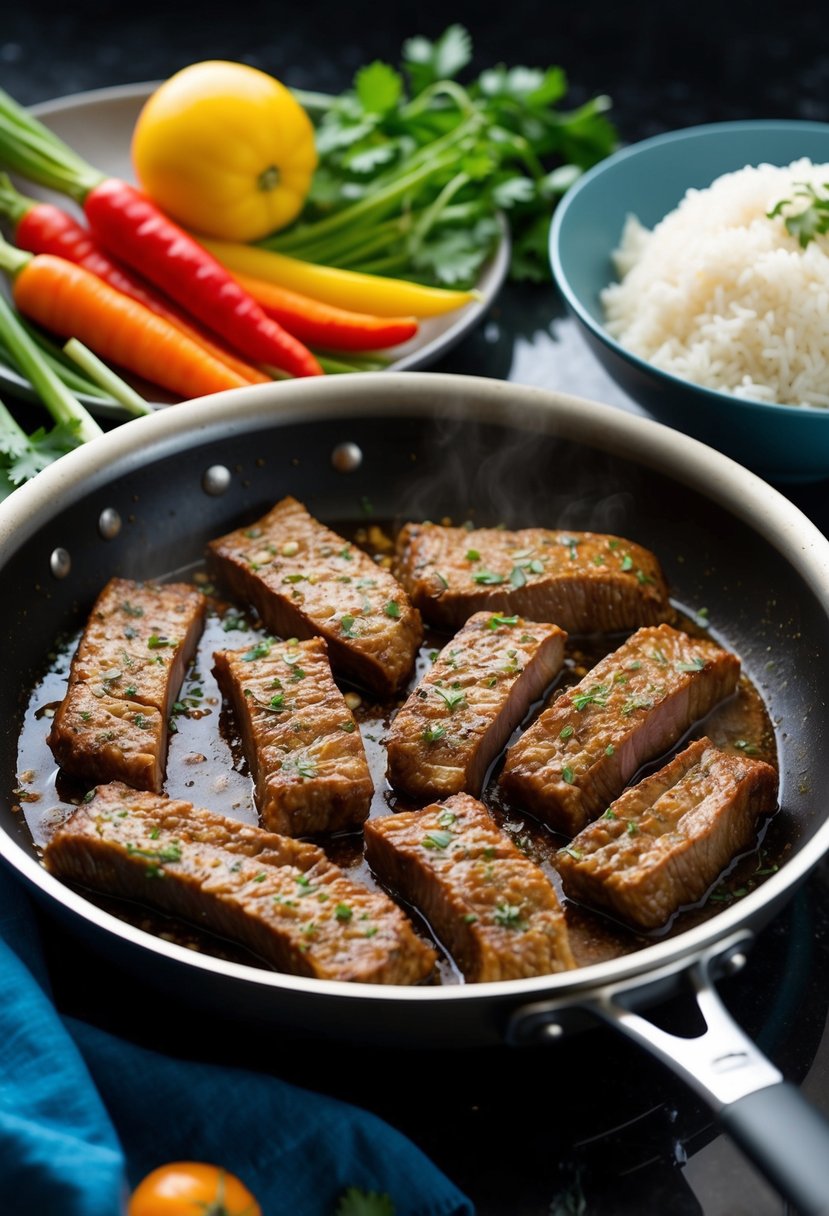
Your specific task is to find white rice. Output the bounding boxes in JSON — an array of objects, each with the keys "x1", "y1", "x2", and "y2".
[{"x1": 601, "y1": 159, "x2": 829, "y2": 408}]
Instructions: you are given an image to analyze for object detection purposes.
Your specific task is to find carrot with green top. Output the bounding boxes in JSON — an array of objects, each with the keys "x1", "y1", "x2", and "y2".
[
  {"x1": 0, "y1": 88, "x2": 322, "y2": 378},
  {"x1": 0, "y1": 237, "x2": 251, "y2": 400}
]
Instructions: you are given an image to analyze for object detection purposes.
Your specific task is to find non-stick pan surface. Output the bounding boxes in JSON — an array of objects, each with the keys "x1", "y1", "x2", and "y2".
[{"x1": 2, "y1": 374, "x2": 829, "y2": 1208}]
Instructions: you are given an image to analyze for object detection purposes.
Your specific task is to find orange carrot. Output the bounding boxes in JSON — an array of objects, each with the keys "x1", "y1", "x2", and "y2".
[{"x1": 12, "y1": 253, "x2": 249, "y2": 399}]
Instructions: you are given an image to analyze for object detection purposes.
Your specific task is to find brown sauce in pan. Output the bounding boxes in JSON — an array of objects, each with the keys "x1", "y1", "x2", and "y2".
[{"x1": 13, "y1": 523, "x2": 781, "y2": 984}]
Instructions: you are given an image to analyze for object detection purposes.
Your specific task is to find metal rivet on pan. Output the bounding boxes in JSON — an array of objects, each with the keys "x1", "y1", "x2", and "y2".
[
  {"x1": 723, "y1": 950, "x2": 747, "y2": 976},
  {"x1": 537, "y1": 1022, "x2": 564, "y2": 1042},
  {"x1": 202, "y1": 465, "x2": 231, "y2": 496},
  {"x1": 50, "y1": 547, "x2": 71, "y2": 579},
  {"x1": 331, "y1": 442, "x2": 363, "y2": 473},
  {"x1": 98, "y1": 508, "x2": 122, "y2": 540}
]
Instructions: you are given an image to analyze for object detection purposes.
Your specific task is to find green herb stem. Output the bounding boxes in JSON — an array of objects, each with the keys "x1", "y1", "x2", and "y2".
[
  {"x1": 63, "y1": 338, "x2": 152, "y2": 417},
  {"x1": 0, "y1": 285, "x2": 102, "y2": 442}
]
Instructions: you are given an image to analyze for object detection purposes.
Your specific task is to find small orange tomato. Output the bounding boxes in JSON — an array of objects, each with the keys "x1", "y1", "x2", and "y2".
[{"x1": 128, "y1": 1161, "x2": 262, "y2": 1216}]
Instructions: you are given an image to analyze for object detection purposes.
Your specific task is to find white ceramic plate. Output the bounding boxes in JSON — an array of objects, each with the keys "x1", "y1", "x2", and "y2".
[{"x1": 2, "y1": 83, "x2": 511, "y2": 417}]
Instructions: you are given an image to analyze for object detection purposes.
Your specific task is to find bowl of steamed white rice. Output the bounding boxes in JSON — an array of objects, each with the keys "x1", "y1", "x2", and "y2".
[{"x1": 550, "y1": 120, "x2": 829, "y2": 482}]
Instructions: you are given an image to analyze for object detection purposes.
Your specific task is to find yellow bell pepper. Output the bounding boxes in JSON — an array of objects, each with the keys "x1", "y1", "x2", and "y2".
[
  {"x1": 131, "y1": 61, "x2": 317, "y2": 243},
  {"x1": 199, "y1": 237, "x2": 480, "y2": 318}
]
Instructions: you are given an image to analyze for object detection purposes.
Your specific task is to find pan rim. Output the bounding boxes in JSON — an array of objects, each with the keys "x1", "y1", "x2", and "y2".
[{"x1": 2, "y1": 370, "x2": 828, "y2": 1006}]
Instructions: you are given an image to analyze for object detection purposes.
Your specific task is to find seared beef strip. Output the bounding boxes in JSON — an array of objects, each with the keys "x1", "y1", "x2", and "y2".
[
  {"x1": 364, "y1": 793, "x2": 574, "y2": 981},
  {"x1": 44, "y1": 783, "x2": 436, "y2": 984},
  {"x1": 387, "y1": 612, "x2": 566, "y2": 801},
  {"x1": 213, "y1": 636, "x2": 372, "y2": 836},
  {"x1": 48, "y1": 579, "x2": 205, "y2": 792},
  {"x1": 395, "y1": 522, "x2": 670, "y2": 632},
  {"x1": 555, "y1": 737, "x2": 778, "y2": 929},
  {"x1": 207, "y1": 496, "x2": 422, "y2": 696},
  {"x1": 499, "y1": 624, "x2": 740, "y2": 835}
]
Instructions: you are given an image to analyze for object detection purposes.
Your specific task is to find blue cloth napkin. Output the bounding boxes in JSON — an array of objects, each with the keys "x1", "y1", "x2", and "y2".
[{"x1": 0, "y1": 869, "x2": 474, "y2": 1216}]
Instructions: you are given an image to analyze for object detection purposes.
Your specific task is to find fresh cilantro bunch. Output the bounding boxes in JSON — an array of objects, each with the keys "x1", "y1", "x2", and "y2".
[
  {"x1": 268, "y1": 26, "x2": 617, "y2": 285},
  {"x1": 0, "y1": 398, "x2": 80, "y2": 499}
]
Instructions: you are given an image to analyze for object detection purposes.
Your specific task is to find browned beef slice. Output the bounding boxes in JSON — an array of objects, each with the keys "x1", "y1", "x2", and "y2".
[
  {"x1": 207, "y1": 496, "x2": 422, "y2": 696},
  {"x1": 48, "y1": 579, "x2": 205, "y2": 792},
  {"x1": 213, "y1": 636, "x2": 373, "y2": 836},
  {"x1": 363, "y1": 792, "x2": 574, "y2": 981},
  {"x1": 395, "y1": 522, "x2": 671, "y2": 632},
  {"x1": 43, "y1": 783, "x2": 436, "y2": 984},
  {"x1": 499, "y1": 624, "x2": 741, "y2": 835},
  {"x1": 387, "y1": 612, "x2": 566, "y2": 801},
  {"x1": 555, "y1": 737, "x2": 778, "y2": 929}
]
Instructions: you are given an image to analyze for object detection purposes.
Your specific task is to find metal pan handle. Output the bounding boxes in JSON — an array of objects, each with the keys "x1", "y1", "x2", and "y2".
[
  {"x1": 509, "y1": 934, "x2": 829, "y2": 1213},
  {"x1": 593, "y1": 945, "x2": 829, "y2": 1216}
]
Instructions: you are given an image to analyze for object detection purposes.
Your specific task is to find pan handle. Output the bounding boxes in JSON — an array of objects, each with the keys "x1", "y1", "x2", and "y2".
[{"x1": 591, "y1": 947, "x2": 829, "y2": 1216}]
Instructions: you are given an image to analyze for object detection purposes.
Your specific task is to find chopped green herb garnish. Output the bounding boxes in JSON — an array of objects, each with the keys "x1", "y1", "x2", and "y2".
[
  {"x1": 437, "y1": 809, "x2": 458, "y2": 829},
  {"x1": 80, "y1": 710, "x2": 91, "y2": 721},
  {"x1": 120, "y1": 601, "x2": 144, "y2": 618},
  {"x1": 433, "y1": 685, "x2": 466, "y2": 713},
  {"x1": 734, "y1": 738, "x2": 760, "y2": 755},
  {"x1": 768, "y1": 182, "x2": 829, "y2": 248},
  {"x1": 605, "y1": 744, "x2": 615, "y2": 756},
  {"x1": 675, "y1": 656, "x2": 705, "y2": 673},
  {"x1": 335, "y1": 903, "x2": 354, "y2": 921},
  {"x1": 571, "y1": 683, "x2": 610, "y2": 711},
  {"x1": 243, "y1": 638, "x2": 273, "y2": 661},
  {"x1": 560, "y1": 845, "x2": 582, "y2": 860},
  {"x1": 493, "y1": 902, "x2": 525, "y2": 930},
  {"x1": 602, "y1": 807, "x2": 617, "y2": 820},
  {"x1": 472, "y1": 569, "x2": 506, "y2": 585},
  {"x1": 465, "y1": 548, "x2": 481, "y2": 562},
  {"x1": 562, "y1": 765, "x2": 574, "y2": 784},
  {"x1": 422, "y1": 723, "x2": 447, "y2": 743},
  {"x1": 626, "y1": 821, "x2": 639, "y2": 836},
  {"x1": 252, "y1": 871, "x2": 267, "y2": 882},
  {"x1": 434, "y1": 571, "x2": 449, "y2": 589},
  {"x1": 559, "y1": 724, "x2": 574, "y2": 740},
  {"x1": 621, "y1": 694, "x2": 653, "y2": 716},
  {"x1": 486, "y1": 614, "x2": 518, "y2": 629},
  {"x1": 422, "y1": 829, "x2": 454, "y2": 850},
  {"x1": 340, "y1": 720, "x2": 356, "y2": 732},
  {"x1": 509, "y1": 564, "x2": 527, "y2": 589},
  {"x1": 384, "y1": 600, "x2": 401, "y2": 618},
  {"x1": 147, "y1": 633, "x2": 174, "y2": 650},
  {"x1": 463, "y1": 913, "x2": 478, "y2": 924},
  {"x1": 282, "y1": 573, "x2": 305, "y2": 584},
  {"x1": 620, "y1": 554, "x2": 633, "y2": 572},
  {"x1": 340, "y1": 614, "x2": 358, "y2": 637}
]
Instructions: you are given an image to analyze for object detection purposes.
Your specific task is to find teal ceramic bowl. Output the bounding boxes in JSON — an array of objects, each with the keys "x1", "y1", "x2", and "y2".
[{"x1": 550, "y1": 120, "x2": 829, "y2": 483}]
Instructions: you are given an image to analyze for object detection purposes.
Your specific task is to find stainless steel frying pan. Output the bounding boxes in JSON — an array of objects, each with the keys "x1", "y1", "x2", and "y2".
[{"x1": 2, "y1": 373, "x2": 829, "y2": 1212}]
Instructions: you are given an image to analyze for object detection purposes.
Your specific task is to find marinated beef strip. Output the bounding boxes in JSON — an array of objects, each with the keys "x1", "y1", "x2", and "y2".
[
  {"x1": 387, "y1": 612, "x2": 566, "y2": 801},
  {"x1": 363, "y1": 793, "x2": 574, "y2": 982},
  {"x1": 395, "y1": 522, "x2": 671, "y2": 633},
  {"x1": 207, "y1": 496, "x2": 422, "y2": 696},
  {"x1": 213, "y1": 636, "x2": 372, "y2": 836},
  {"x1": 43, "y1": 783, "x2": 436, "y2": 984},
  {"x1": 48, "y1": 579, "x2": 205, "y2": 793},
  {"x1": 555, "y1": 737, "x2": 778, "y2": 930},
  {"x1": 499, "y1": 624, "x2": 741, "y2": 836}
]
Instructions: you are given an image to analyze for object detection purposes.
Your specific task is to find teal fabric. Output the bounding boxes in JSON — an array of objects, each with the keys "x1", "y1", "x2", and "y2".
[{"x1": 0, "y1": 871, "x2": 473, "y2": 1216}]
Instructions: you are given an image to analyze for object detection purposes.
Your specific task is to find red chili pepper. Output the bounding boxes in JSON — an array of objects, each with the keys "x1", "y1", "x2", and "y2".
[
  {"x1": 229, "y1": 267, "x2": 419, "y2": 351},
  {"x1": 0, "y1": 182, "x2": 271, "y2": 386},
  {"x1": 84, "y1": 180, "x2": 322, "y2": 378},
  {"x1": 0, "y1": 90, "x2": 322, "y2": 379}
]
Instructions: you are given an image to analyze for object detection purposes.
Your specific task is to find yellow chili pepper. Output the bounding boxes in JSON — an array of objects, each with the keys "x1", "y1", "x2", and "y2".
[{"x1": 198, "y1": 237, "x2": 480, "y2": 318}]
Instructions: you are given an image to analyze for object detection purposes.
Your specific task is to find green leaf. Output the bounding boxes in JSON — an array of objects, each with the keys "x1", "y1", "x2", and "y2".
[
  {"x1": 345, "y1": 143, "x2": 398, "y2": 175},
  {"x1": 1, "y1": 417, "x2": 80, "y2": 486},
  {"x1": 335, "y1": 1187, "x2": 395, "y2": 1216},
  {"x1": 355, "y1": 62, "x2": 404, "y2": 115},
  {"x1": 492, "y1": 175, "x2": 537, "y2": 209},
  {"x1": 403, "y1": 25, "x2": 472, "y2": 93}
]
